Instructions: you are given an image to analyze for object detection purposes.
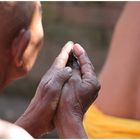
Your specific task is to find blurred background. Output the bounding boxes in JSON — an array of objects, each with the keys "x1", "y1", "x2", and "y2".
[{"x1": 0, "y1": 1, "x2": 125, "y2": 138}]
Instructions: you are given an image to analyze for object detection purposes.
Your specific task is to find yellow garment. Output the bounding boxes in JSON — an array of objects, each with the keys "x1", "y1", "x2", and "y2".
[{"x1": 83, "y1": 105, "x2": 140, "y2": 138}]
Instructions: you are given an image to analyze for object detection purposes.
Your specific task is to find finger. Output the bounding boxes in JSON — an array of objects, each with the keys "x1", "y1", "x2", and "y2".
[
  {"x1": 52, "y1": 67, "x2": 73, "y2": 87},
  {"x1": 69, "y1": 68, "x2": 81, "y2": 84},
  {"x1": 52, "y1": 41, "x2": 74, "y2": 69},
  {"x1": 73, "y1": 43, "x2": 95, "y2": 80},
  {"x1": 42, "y1": 67, "x2": 72, "y2": 100}
]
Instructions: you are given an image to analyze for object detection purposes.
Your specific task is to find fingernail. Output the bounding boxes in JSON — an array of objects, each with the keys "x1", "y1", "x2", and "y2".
[
  {"x1": 66, "y1": 41, "x2": 74, "y2": 47},
  {"x1": 65, "y1": 67, "x2": 72, "y2": 73}
]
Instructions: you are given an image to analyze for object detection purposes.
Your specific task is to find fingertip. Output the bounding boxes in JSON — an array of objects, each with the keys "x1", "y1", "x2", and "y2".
[
  {"x1": 61, "y1": 41, "x2": 74, "y2": 54},
  {"x1": 75, "y1": 43, "x2": 85, "y2": 52},
  {"x1": 67, "y1": 41, "x2": 74, "y2": 45},
  {"x1": 53, "y1": 41, "x2": 74, "y2": 69},
  {"x1": 73, "y1": 43, "x2": 85, "y2": 57},
  {"x1": 65, "y1": 41, "x2": 74, "y2": 49},
  {"x1": 65, "y1": 66, "x2": 72, "y2": 74},
  {"x1": 75, "y1": 43, "x2": 80, "y2": 46}
]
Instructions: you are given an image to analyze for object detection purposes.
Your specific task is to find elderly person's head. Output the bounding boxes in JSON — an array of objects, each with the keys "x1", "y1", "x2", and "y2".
[{"x1": 0, "y1": 2, "x2": 44, "y2": 87}]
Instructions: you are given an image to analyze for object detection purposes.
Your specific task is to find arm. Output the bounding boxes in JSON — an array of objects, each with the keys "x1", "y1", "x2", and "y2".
[
  {"x1": 0, "y1": 119, "x2": 33, "y2": 139},
  {"x1": 96, "y1": 2, "x2": 140, "y2": 117},
  {"x1": 55, "y1": 103, "x2": 87, "y2": 138}
]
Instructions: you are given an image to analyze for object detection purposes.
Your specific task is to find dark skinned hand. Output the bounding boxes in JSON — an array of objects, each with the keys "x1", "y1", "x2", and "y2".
[{"x1": 55, "y1": 43, "x2": 100, "y2": 138}]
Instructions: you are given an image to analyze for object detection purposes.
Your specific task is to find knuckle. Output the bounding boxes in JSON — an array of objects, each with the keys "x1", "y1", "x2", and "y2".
[
  {"x1": 38, "y1": 80, "x2": 47, "y2": 91},
  {"x1": 90, "y1": 76, "x2": 101, "y2": 92},
  {"x1": 39, "y1": 79, "x2": 59, "y2": 95},
  {"x1": 96, "y1": 81, "x2": 101, "y2": 91},
  {"x1": 53, "y1": 70, "x2": 69, "y2": 85},
  {"x1": 57, "y1": 70, "x2": 66, "y2": 80},
  {"x1": 45, "y1": 81, "x2": 60, "y2": 93},
  {"x1": 39, "y1": 71, "x2": 63, "y2": 92}
]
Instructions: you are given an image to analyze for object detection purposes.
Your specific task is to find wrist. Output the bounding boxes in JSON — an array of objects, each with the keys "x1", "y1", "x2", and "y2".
[
  {"x1": 55, "y1": 105, "x2": 87, "y2": 138},
  {"x1": 15, "y1": 102, "x2": 50, "y2": 138}
]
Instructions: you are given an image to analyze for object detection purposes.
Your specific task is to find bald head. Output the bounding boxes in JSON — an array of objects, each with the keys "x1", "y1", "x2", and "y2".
[
  {"x1": 0, "y1": 1, "x2": 43, "y2": 85},
  {"x1": 0, "y1": 2, "x2": 36, "y2": 48}
]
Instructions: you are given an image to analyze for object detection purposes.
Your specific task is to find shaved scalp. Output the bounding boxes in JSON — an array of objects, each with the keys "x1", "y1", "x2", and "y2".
[{"x1": 0, "y1": 2, "x2": 36, "y2": 48}]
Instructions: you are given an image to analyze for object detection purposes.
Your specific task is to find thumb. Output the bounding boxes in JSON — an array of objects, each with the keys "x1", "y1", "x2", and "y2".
[{"x1": 54, "y1": 67, "x2": 72, "y2": 85}]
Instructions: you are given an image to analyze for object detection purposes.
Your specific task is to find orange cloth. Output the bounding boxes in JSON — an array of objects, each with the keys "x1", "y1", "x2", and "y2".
[{"x1": 83, "y1": 105, "x2": 140, "y2": 138}]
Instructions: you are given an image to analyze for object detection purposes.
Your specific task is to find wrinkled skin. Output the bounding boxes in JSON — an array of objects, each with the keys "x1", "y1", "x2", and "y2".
[
  {"x1": 15, "y1": 42, "x2": 100, "y2": 138},
  {"x1": 55, "y1": 44, "x2": 100, "y2": 138}
]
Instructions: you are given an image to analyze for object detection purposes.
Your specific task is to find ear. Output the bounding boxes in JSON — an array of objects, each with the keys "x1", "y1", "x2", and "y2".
[{"x1": 11, "y1": 29, "x2": 31, "y2": 67}]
